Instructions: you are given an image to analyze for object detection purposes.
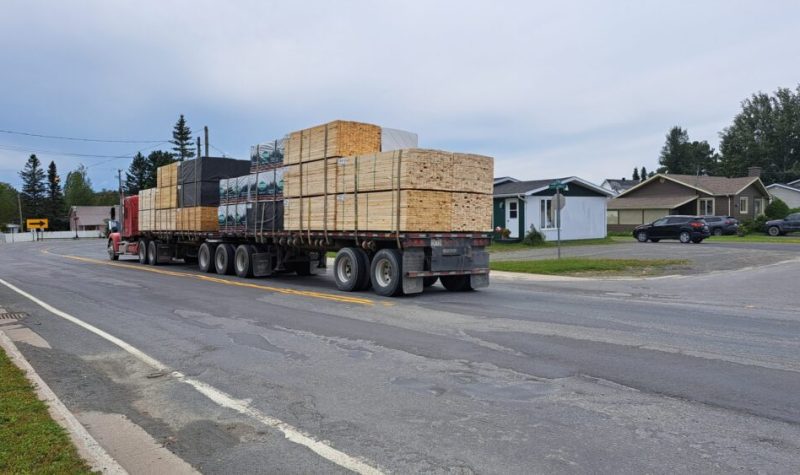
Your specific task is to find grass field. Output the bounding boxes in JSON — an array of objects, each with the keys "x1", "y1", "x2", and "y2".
[
  {"x1": 0, "y1": 347, "x2": 93, "y2": 474},
  {"x1": 488, "y1": 236, "x2": 621, "y2": 253},
  {"x1": 490, "y1": 257, "x2": 689, "y2": 276}
]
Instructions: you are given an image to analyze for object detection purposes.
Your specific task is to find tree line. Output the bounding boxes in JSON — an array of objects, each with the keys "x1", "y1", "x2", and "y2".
[
  {"x1": 629, "y1": 84, "x2": 800, "y2": 185},
  {"x1": 0, "y1": 114, "x2": 195, "y2": 230}
]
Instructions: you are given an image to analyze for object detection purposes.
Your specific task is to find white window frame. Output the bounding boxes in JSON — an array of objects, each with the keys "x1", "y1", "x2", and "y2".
[
  {"x1": 508, "y1": 200, "x2": 518, "y2": 219},
  {"x1": 540, "y1": 198, "x2": 559, "y2": 230},
  {"x1": 699, "y1": 198, "x2": 714, "y2": 216},
  {"x1": 753, "y1": 198, "x2": 764, "y2": 216},
  {"x1": 739, "y1": 196, "x2": 749, "y2": 214}
]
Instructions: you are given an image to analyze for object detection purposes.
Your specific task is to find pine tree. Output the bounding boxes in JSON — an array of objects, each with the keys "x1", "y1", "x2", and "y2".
[
  {"x1": 0, "y1": 183, "x2": 18, "y2": 226},
  {"x1": 170, "y1": 114, "x2": 195, "y2": 161},
  {"x1": 147, "y1": 150, "x2": 177, "y2": 188},
  {"x1": 46, "y1": 161, "x2": 66, "y2": 229},
  {"x1": 19, "y1": 154, "x2": 46, "y2": 220},
  {"x1": 632, "y1": 167, "x2": 640, "y2": 181},
  {"x1": 124, "y1": 152, "x2": 151, "y2": 194},
  {"x1": 640, "y1": 166, "x2": 648, "y2": 181}
]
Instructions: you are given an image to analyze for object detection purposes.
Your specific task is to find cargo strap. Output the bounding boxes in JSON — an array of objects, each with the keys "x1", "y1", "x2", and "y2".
[
  {"x1": 354, "y1": 155, "x2": 360, "y2": 247},
  {"x1": 323, "y1": 125, "x2": 329, "y2": 244},
  {"x1": 298, "y1": 130, "x2": 305, "y2": 243},
  {"x1": 395, "y1": 150, "x2": 403, "y2": 249}
]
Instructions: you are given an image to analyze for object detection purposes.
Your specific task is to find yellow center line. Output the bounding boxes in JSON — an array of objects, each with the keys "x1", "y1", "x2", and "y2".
[{"x1": 41, "y1": 249, "x2": 380, "y2": 306}]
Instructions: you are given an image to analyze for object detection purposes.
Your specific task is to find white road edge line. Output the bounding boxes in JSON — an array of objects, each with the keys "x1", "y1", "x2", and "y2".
[
  {"x1": 0, "y1": 331, "x2": 126, "y2": 474},
  {"x1": 0, "y1": 278, "x2": 383, "y2": 475}
]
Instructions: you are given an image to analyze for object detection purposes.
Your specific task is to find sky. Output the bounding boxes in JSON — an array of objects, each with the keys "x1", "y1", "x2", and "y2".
[{"x1": 1, "y1": 1, "x2": 799, "y2": 191}]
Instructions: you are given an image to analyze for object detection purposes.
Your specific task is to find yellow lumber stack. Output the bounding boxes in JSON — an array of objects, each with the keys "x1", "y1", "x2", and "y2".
[
  {"x1": 137, "y1": 188, "x2": 156, "y2": 231},
  {"x1": 285, "y1": 120, "x2": 382, "y2": 164},
  {"x1": 176, "y1": 207, "x2": 218, "y2": 232}
]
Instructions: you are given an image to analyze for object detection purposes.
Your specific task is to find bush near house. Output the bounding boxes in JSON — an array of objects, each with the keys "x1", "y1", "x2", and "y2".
[
  {"x1": 765, "y1": 198, "x2": 789, "y2": 220},
  {"x1": 739, "y1": 215, "x2": 768, "y2": 235},
  {"x1": 522, "y1": 225, "x2": 546, "y2": 246}
]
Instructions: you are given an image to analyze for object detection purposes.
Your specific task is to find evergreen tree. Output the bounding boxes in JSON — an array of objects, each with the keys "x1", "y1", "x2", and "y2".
[
  {"x1": 124, "y1": 152, "x2": 151, "y2": 194},
  {"x1": 64, "y1": 164, "x2": 95, "y2": 210},
  {"x1": 46, "y1": 161, "x2": 66, "y2": 229},
  {"x1": 170, "y1": 114, "x2": 195, "y2": 161},
  {"x1": 632, "y1": 167, "x2": 640, "y2": 181},
  {"x1": 658, "y1": 126, "x2": 718, "y2": 175},
  {"x1": 19, "y1": 154, "x2": 46, "y2": 220},
  {"x1": 92, "y1": 189, "x2": 120, "y2": 206},
  {"x1": 147, "y1": 150, "x2": 177, "y2": 188},
  {"x1": 0, "y1": 183, "x2": 18, "y2": 226},
  {"x1": 640, "y1": 166, "x2": 648, "y2": 181}
]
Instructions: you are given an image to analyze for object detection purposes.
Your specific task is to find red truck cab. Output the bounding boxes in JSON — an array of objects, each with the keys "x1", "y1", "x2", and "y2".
[{"x1": 107, "y1": 196, "x2": 139, "y2": 260}]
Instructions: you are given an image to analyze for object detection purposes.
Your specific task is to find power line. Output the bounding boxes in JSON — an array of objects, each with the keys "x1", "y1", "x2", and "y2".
[
  {"x1": 0, "y1": 128, "x2": 166, "y2": 144},
  {"x1": 0, "y1": 143, "x2": 135, "y2": 159}
]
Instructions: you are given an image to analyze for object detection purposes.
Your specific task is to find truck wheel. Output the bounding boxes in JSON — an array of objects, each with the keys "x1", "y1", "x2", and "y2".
[
  {"x1": 147, "y1": 240, "x2": 159, "y2": 266},
  {"x1": 234, "y1": 244, "x2": 254, "y2": 278},
  {"x1": 768, "y1": 226, "x2": 781, "y2": 236},
  {"x1": 215, "y1": 243, "x2": 235, "y2": 275},
  {"x1": 198, "y1": 242, "x2": 216, "y2": 273},
  {"x1": 334, "y1": 247, "x2": 369, "y2": 291},
  {"x1": 138, "y1": 240, "x2": 148, "y2": 264},
  {"x1": 370, "y1": 249, "x2": 403, "y2": 297},
  {"x1": 107, "y1": 240, "x2": 119, "y2": 261},
  {"x1": 423, "y1": 276, "x2": 438, "y2": 288},
  {"x1": 441, "y1": 275, "x2": 473, "y2": 291}
]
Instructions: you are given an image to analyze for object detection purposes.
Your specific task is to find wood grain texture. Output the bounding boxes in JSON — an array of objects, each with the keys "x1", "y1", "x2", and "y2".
[{"x1": 285, "y1": 121, "x2": 382, "y2": 164}]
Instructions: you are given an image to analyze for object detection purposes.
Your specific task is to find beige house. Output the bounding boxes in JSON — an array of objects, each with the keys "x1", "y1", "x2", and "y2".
[
  {"x1": 607, "y1": 169, "x2": 770, "y2": 232},
  {"x1": 68, "y1": 205, "x2": 120, "y2": 231}
]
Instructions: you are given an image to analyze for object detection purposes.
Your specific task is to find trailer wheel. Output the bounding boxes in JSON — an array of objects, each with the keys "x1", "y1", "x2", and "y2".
[
  {"x1": 215, "y1": 243, "x2": 236, "y2": 275},
  {"x1": 441, "y1": 275, "x2": 473, "y2": 292},
  {"x1": 138, "y1": 239, "x2": 148, "y2": 265},
  {"x1": 422, "y1": 276, "x2": 438, "y2": 288},
  {"x1": 370, "y1": 249, "x2": 403, "y2": 297},
  {"x1": 333, "y1": 247, "x2": 369, "y2": 291},
  {"x1": 198, "y1": 242, "x2": 216, "y2": 273},
  {"x1": 107, "y1": 240, "x2": 119, "y2": 261},
  {"x1": 234, "y1": 244, "x2": 254, "y2": 278},
  {"x1": 147, "y1": 240, "x2": 159, "y2": 266}
]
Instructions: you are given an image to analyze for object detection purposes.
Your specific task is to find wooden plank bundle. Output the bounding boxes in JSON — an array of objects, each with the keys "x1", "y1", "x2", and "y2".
[
  {"x1": 156, "y1": 209, "x2": 176, "y2": 231},
  {"x1": 137, "y1": 188, "x2": 156, "y2": 231},
  {"x1": 156, "y1": 162, "x2": 179, "y2": 188},
  {"x1": 156, "y1": 186, "x2": 178, "y2": 209},
  {"x1": 176, "y1": 207, "x2": 218, "y2": 232},
  {"x1": 285, "y1": 121, "x2": 382, "y2": 164},
  {"x1": 283, "y1": 149, "x2": 493, "y2": 197}
]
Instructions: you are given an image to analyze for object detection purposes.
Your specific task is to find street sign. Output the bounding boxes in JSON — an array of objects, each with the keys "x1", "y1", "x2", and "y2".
[
  {"x1": 548, "y1": 180, "x2": 564, "y2": 190},
  {"x1": 552, "y1": 192, "x2": 566, "y2": 210},
  {"x1": 26, "y1": 218, "x2": 48, "y2": 230}
]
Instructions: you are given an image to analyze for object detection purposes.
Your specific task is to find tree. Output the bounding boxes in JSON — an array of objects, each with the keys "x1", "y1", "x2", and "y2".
[
  {"x1": 170, "y1": 114, "x2": 195, "y2": 161},
  {"x1": 719, "y1": 85, "x2": 800, "y2": 184},
  {"x1": 147, "y1": 150, "x2": 177, "y2": 188},
  {"x1": 0, "y1": 183, "x2": 18, "y2": 227},
  {"x1": 19, "y1": 154, "x2": 46, "y2": 220},
  {"x1": 765, "y1": 197, "x2": 790, "y2": 219},
  {"x1": 124, "y1": 152, "x2": 151, "y2": 194},
  {"x1": 45, "y1": 161, "x2": 66, "y2": 229},
  {"x1": 64, "y1": 164, "x2": 95, "y2": 210},
  {"x1": 640, "y1": 166, "x2": 648, "y2": 181},
  {"x1": 632, "y1": 167, "x2": 640, "y2": 181},
  {"x1": 93, "y1": 189, "x2": 120, "y2": 206},
  {"x1": 658, "y1": 126, "x2": 719, "y2": 175}
]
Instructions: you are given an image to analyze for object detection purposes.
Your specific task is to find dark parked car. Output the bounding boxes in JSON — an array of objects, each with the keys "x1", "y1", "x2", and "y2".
[
  {"x1": 701, "y1": 215, "x2": 739, "y2": 236},
  {"x1": 633, "y1": 215, "x2": 710, "y2": 243},
  {"x1": 765, "y1": 212, "x2": 800, "y2": 236}
]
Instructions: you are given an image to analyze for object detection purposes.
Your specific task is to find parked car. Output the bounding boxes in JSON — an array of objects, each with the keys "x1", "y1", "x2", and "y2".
[
  {"x1": 701, "y1": 216, "x2": 739, "y2": 236},
  {"x1": 633, "y1": 215, "x2": 710, "y2": 243},
  {"x1": 764, "y1": 212, "x2": 800, "y2": 236}
]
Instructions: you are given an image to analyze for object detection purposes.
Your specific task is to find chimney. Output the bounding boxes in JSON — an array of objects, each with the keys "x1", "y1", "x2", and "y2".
[{"x1": 747, "y1": 166, "x2": 762, "y2": 177}]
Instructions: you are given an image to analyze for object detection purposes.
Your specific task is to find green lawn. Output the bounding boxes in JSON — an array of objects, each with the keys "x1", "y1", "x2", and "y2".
[
  {"x1": 488, "y1": 236, "x2": 622, "y2": 253},
  {"x1": 0, "y1": 348, "x2": 93, "y2": 474},
  {"x1": 706, "y1": 234, "x2": 800, "y2": 244},
  {"x1": 490, "y1": 257, "x2": 689, "y2": 276}
]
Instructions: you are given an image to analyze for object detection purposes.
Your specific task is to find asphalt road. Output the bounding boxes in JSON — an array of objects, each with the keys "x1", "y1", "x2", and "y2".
[{"x1": 1, "y1": 239, "x2": 799, "y2": 474}]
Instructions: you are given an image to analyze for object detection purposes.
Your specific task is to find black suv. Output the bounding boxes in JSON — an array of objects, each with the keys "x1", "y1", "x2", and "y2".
[
  {"x1": 765, "y1": 212, "x2": 800, "y2": 236},
  {"x1": 633, "y1": 215, "x2": 710, "y2": 243},
  {"x1": 701, "y1": 216, "x2": 739, "y2": 236}
]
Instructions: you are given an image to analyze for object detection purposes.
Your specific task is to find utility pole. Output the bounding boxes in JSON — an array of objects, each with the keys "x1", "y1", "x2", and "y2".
[
  {"x1": 17, "y1": 192, "x2": 23, "y2": 229},
  {"x1": 204, "y1": 126, "x2": 209, "y2": 158},
  {"x1": 196, "y1": 137, "x2": 202, "y2": 159}
]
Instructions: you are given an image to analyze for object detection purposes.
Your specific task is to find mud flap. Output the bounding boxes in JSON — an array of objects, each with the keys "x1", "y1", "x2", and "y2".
[
  {"x1": 156, "y1": 242, "x2": 172, "y2": 264},
  {"x1": 470, "y1": 273, "x2": 490, "y2": 289},
  {"x1": 402, "y1": 248, "x2": 424, "y2": 295},
  {"x1": 252, "y1": 253, "x2": 273, "y2": 277}
]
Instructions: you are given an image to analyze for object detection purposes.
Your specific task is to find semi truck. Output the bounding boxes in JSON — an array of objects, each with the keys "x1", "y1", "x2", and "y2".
[{"x1": 107, "y1": 194, "x2": 491, "y2": 297}]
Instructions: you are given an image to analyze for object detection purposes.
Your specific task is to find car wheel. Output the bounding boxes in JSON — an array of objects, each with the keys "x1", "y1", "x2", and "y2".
[
  {"x1": 636, "y1": 231, "x2": 648, "y2": 243},
  {"x1": 679, "y1": 231, "x2": 691, "y2": 243},
  {"x1": 713, "y1": 228, "x2": 723, "y2": 236},
  {"x1": 767, "y1": 226, "x2": 781, "y2": 237}
]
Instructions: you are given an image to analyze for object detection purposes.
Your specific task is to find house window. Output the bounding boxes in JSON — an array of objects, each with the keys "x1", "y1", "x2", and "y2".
[
  {"x1": 699, "y1": 198, "x2": 714, "y2": 215},
  {"x1": 607, "y1": 210, "x2": 619, "y2": 225},
  {"x1": 509, "y1": 201, "x2": 518, "y2": 219},
  {"x1": 540, "y1": 199, "x2": 558, "y2": 229},
  {"x1": 739, "y1": 196, "x2": 749, "y2": 214},
  {"x1": 753, "y1": 198, "x2": 764, "y2": 216}
]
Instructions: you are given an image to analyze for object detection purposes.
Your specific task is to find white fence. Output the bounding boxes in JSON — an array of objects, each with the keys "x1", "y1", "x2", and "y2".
[{"x1": 0, "y1": 230, "x2": 104, "y2": 243}]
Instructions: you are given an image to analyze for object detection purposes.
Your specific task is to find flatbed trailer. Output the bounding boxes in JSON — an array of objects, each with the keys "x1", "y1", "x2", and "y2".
[{"x1": 109, "y1": 196, "x2": 490, "y2": 296}]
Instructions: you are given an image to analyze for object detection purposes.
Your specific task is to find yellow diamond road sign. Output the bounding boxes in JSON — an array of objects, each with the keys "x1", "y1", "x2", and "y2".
[{"x1": 26, "y1": 218, "x2": 48, "y2": 230}]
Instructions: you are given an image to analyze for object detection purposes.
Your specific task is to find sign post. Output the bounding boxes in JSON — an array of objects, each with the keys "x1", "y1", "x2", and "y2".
[{"x1": 547, "y1": 181, "x2": 568, "y2": 259}]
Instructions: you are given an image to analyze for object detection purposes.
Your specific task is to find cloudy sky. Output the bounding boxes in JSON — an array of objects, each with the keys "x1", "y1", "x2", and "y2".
[{"x1": 1, "y1": 1, "x2": 798, "y2": 191}]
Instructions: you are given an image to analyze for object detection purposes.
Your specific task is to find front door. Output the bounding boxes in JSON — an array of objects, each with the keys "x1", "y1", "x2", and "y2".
[{"x1": 505, "y1": 198, "x2": 519, "y2": 238}]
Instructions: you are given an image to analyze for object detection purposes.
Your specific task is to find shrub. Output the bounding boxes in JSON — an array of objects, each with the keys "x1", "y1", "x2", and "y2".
[
  {"x1": 739, "y1": 215, "x2": 768, "y2": 235},
  {"x1": 522, "y1": 225, "x2": 546, "y2": 246},
  {"x1": 765, "y1": 198, "x2": 789, "y2": 219}
]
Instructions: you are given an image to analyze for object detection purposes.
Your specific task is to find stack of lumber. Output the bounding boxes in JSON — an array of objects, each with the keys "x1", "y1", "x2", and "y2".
[
  {"x1": 176, "y1": 207, "x2": 218, "y2": 232},
  {"x1": 138, "y1": 188, "x2": 156, "y2": 231},
  {"x1": 285, "y1": 121, "x2": 382, "y2": 164},
  {"x1": 156, "y1": 162, "x2": 179, "y2": 210},
  {"x1": 283, "y1": 146, "x2": 494, "y2": 232}
]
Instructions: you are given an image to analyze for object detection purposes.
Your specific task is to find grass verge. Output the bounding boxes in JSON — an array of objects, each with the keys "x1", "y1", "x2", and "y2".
[
  {"x1": 0, "y1": 347, "x2": 93, "y2": 474},
  {"x1": 488, "y1": 236, "x2": 622, "y2": 253},
  {"x1": 490, "y1": 257, "x2": 689, "y2": 276}
]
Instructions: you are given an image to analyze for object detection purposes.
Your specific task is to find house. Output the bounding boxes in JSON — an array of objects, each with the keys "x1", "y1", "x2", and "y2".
[
  {"x1": 68, "y1": 205, "x2": 120, "y2": 231},
  {"x1": 493, "y1": 177, "x2": 614, "y2": 240},
  {"x1": 601, "y1": 178, "x2": 638, "y2": 195},
  {"x1": 607, "y1": 167, "x2": 770, "y2": 232},
  {"x1": 767, "y1": 181, "x2": 800, "y2": 209}
]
